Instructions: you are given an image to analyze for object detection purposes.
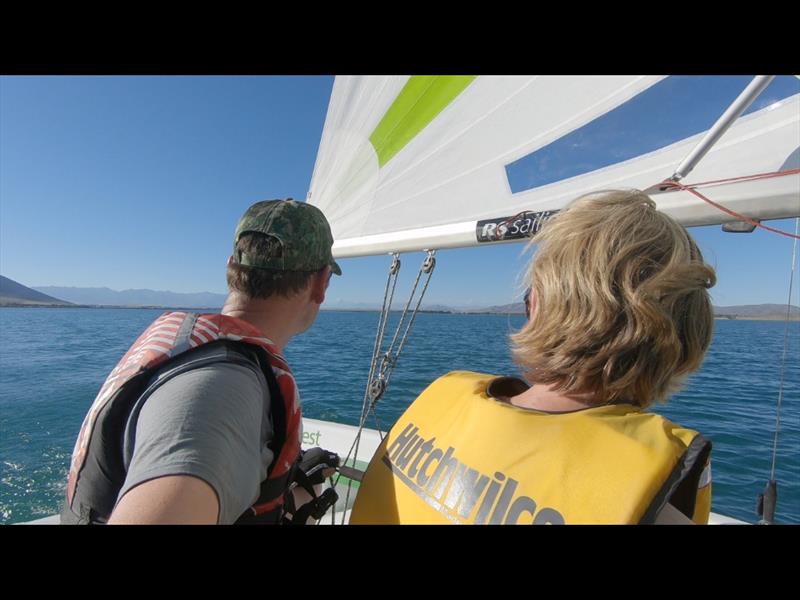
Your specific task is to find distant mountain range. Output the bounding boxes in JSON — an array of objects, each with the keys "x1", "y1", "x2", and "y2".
[
  {"x1": 713, "y1": 304, "x2": 800, "y2": 318},
  {"x1": 0, "y1": 275, "x2": 73, "y2": 306},
  {"x1": 456, "y1": 302, "x2": 800, "y2": 319},
  {"x1": 30, "y1": 285, "x2": 227, "y2": 308},
  {"x1": 1, "y1": 275, "x2": 798, "y2": 318}
]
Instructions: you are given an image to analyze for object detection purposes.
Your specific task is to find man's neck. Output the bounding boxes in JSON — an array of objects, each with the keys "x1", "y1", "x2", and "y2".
[{"x1": 220, "y1": 292, "x2": 304, "y2": 352}]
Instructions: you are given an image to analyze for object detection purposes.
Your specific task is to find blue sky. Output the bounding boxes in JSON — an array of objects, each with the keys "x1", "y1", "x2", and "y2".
[{"x1": 1, "y1": 75, "x2": 798, "y2": 308}]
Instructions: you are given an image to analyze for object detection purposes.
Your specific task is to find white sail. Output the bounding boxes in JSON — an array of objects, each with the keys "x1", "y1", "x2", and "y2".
[{"x1": 308, "y1": 76, "x2": 800, "y2": 258}]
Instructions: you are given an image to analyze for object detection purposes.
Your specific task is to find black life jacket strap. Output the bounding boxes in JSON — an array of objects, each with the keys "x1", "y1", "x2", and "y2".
[{"x1": 640, "y1": 434, "x2": 712, "y2": 524}]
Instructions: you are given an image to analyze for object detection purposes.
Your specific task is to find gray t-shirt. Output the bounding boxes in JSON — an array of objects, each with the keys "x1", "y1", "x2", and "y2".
[{"x1": 117, "y1": 343, "x2": 275, "y2": 524}]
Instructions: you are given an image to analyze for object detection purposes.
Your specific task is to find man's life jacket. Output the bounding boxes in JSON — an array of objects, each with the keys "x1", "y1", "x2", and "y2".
[{"x1": 62, "y1": 312, "x2": 302, "y2": 524}]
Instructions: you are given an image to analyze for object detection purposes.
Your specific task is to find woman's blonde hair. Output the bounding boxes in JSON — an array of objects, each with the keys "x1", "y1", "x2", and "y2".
[{"x1": 510, "y1": 189, "x2": 716, "y2": 407}]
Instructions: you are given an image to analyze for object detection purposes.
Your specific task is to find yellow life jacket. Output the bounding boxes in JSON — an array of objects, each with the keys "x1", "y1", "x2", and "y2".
[{"x1": 351, "y1": 371, "x2": 711, "y2": 524}]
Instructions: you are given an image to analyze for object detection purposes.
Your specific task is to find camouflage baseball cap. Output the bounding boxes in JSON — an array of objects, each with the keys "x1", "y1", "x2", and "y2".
[{"x1": 232, "y1": 199, "x2": 342, "y2": 275}]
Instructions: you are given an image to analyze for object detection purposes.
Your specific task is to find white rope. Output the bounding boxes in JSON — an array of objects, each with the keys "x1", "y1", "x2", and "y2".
[{"x1": 769, "y1": 216, "x2": 799, "y2": 480}]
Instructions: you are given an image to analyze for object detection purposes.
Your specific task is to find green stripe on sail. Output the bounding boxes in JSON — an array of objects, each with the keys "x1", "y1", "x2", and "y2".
[{"x1": 369, "y1": 76, "x2": 476, "y2": 168}]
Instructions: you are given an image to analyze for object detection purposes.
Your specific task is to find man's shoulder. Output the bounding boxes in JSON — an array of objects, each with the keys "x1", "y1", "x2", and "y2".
[
  {"x1": 139, "y1": 342, "x2": 270, "y2": 410},
  {"x1": 158, "y1": 340, "x2": 266, "y2": 379},
  {"x1": 143, "y1": 344, "x2": 269, "y2": 415}
]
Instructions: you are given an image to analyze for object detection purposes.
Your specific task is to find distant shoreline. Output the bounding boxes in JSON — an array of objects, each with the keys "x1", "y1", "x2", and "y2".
[
  {"x1": 0, "y1": 303, "x2": 222, "y2": 311},
  {"x1": 2, "y1": 303, "x2": 798, "y2": 321},
  {"x1": 713, "y1": 315, "x2": 800, "y2": 321}
]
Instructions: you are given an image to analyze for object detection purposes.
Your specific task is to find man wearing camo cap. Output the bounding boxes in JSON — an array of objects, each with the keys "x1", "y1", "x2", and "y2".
[{"x1": 63, "y1": 199, "x2": 341, "y2": 525}]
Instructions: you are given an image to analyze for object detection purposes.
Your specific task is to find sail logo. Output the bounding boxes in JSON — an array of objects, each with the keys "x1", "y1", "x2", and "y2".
[
  {"x1": 476, "y1": 210, "x2": 557, "y2": 243},
  {"x1": 381, "y1": 422, "x2": 565, "y2": 524}
]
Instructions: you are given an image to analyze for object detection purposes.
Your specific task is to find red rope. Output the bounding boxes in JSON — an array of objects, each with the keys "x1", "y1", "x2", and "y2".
[
  {"x1": 655, "y1": 169, "x2": 800, "y2": 240},
  {"x1": 668, "y1": 168, "x2": 800, "y2": 190}
]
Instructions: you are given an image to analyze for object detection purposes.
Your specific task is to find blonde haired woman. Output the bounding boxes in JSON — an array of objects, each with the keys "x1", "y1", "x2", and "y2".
[{"x1": 351, "y1": 190, "x2": 716, "y2": 524}]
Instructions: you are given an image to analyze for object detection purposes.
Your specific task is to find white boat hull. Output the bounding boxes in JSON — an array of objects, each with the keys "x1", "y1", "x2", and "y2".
[{"x1": 19, "y1": 417, "x2": 748, "y2": 525}]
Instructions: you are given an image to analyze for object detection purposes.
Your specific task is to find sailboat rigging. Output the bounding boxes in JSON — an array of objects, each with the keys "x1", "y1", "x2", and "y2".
[{"x1": 306, "y1": 75, "x2": 800, "y2": 524}]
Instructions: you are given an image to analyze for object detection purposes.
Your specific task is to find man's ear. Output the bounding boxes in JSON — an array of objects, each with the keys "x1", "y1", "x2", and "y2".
[{"x1": 310, "y1": 266, "x2": 331, "y2": 305}]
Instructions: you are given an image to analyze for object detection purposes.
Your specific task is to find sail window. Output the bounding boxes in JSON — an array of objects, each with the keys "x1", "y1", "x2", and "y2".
[{"x1": 504, "y1": 75, "x2": 800, "y2": 194}]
